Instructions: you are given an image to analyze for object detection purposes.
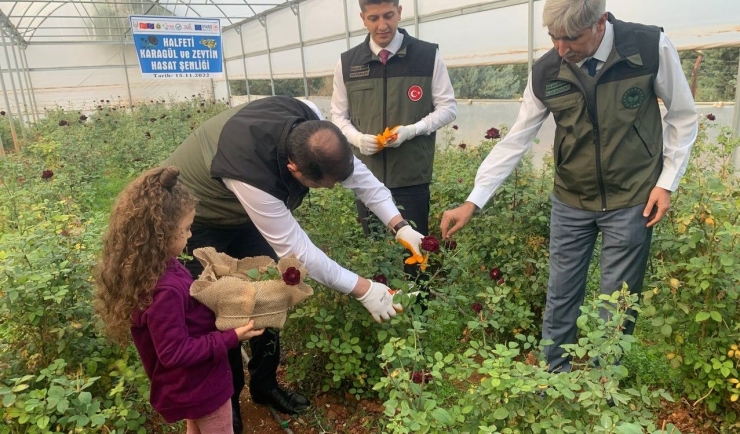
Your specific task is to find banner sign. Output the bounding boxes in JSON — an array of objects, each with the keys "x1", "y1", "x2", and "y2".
[{"x1": 129, "y1": 16, "x2": 223, "y2": 79}]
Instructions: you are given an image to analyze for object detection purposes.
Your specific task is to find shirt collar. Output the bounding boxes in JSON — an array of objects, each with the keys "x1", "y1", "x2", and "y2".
[
  {"x1": 577, "y1": 20, "x2": 614, "y2": 67},
  {"x1": 369, "y1": 29, "x2": 403, "y2": 56}
]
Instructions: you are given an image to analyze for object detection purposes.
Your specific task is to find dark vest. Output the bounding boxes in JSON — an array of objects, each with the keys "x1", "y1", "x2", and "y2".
[
  {"x1": 163, "y1": 96, "x2": 318, "y2": 226},
  {"x1": 532, "y1": 14, "x2": 663, "y2": 211},
  {"x1": 341, "y1": 28, "x2": 437, "y2": 188}
]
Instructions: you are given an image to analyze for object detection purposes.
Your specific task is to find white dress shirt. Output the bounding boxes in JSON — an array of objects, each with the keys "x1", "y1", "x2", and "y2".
[
  {"x1": 222, "y1": 100, "x2": 399, "y2": 294},
  {"x1": 331, "y1": 29, "x2": 457, "y2": 138},
  {"x1": 467, "y1": 21, "x2": 698, "y2": 209}
]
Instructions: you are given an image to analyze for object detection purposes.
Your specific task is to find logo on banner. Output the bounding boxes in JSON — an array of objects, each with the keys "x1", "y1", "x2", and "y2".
[{"x1": 408, "y1": 85, "x2": 423, "y2": 102}]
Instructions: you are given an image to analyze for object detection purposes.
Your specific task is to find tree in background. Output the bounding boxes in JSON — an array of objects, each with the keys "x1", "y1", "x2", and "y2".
[
  {"x1": 680, "y1": 47, "x2": 739, "y2": 102},
  {"x1": 448, "y1": 64, "x2": 528, "y2": 100}
]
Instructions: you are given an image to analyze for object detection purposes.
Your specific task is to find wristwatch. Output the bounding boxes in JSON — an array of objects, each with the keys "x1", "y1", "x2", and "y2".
[{"x1": 391, "y1": 219, "x2": 409, "y2": 235}]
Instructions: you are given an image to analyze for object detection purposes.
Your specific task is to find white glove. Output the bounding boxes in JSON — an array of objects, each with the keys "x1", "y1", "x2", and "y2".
[
  {"x1": 387, "y1": 125, "x2": 417, "y2": 148},
  {"x1": 395, "y1": 224, "x2": 424, "y2": 258},
  {"x1": 351, "y1": 132, "x2": 382, "y2": 156},
  {"x1": 357, "y1": 281, "x2": 402, "y2": 323}
]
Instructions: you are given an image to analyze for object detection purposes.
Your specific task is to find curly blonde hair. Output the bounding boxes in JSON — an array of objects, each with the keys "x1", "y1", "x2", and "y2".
[{"x1": 94, "y1": 166, "x2": 198, "y2": 346}]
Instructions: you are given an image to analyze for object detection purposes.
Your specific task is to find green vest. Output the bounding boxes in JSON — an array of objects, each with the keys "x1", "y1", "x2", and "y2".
[
  {"x1": 341, "y1": 28, "x2": 437, "y2": 188},
  {"x1": 163, "y1": 96, "x2": 316, "y2": 227},
  {"x1": 532, "y1": 14, "x2": 663, "y2": 211}
]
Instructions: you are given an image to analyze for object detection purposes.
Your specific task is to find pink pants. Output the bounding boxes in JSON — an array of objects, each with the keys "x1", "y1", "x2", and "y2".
[{"x1": 185, "y1": 400, "x2": 234, "y2": 434}]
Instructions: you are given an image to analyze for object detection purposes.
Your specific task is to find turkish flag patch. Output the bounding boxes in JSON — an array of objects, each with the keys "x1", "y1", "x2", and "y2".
[{"x1": 407, "y1": 85, "x2": 423, "y2": 102}]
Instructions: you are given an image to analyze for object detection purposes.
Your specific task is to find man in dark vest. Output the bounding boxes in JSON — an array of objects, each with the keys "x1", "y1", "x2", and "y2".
[
  {"x1": 163, "y1": 96, "x2": 426, "y2": 432},
  {"x1": 331, "y1": 0, "x2": 456, "y2": 296},
  {"x1": 440, "y1": 0, "x2": 697, "y2": 373}
]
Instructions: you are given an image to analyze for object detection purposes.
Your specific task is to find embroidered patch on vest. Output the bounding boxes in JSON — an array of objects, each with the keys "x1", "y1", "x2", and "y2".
[
  {"x1": 349, "y1": 64, "x2": 370, "y2": 79},
  {"x1": 408, "y1": 85, "x2": 423, "y2": 102},
  {"x1": 622, "y1": 87, "x2": 645, "y2": 109},
  {"x1": 544, "y1": 81, "x2": 571, "y2": 98}
]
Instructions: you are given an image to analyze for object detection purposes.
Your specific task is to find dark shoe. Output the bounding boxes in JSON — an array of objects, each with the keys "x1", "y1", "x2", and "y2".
[
  {"x1": 251, "y1": 386, "x2": 309, "y2": 415},
  {"x1": 232, "y1": 401, "x2": 243, "y2": 434}
]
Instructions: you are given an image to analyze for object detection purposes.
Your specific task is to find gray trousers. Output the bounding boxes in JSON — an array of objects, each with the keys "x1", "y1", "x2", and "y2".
[{"x1": 542, "y1": 195, "x2": 653, "y2": 372}]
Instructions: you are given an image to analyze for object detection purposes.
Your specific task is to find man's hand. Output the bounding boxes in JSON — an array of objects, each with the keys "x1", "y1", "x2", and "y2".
[
  {"x1": 356, "y1": 281, "x2": 402, "y2": 322},
  {"x1": 395, "y1": 225, "x2": 424, "y2": 257},
  {"x1": 351, "y1": 133, "x2": 383, "y2": 155},
  {"x1": 643, "y1": 186, "x2": 671, "y2": 228},
  {"x1": 440, "y1": 201, "x2": 477, "y2": 239},
  {"x1": 387, "y1": 125, "x2": 417, "y2": 148}
]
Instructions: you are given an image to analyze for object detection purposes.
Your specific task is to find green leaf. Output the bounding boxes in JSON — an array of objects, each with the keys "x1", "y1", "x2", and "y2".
[
  {"x1": 2, "y1": 393, "x2": 16, "y2": 407},
  {"x1": 431, "y1": 408, "x2": 454, "y2": 425},
  {"x1": 695, "y1": 311, "x2": 711, "y2": 322},
  {"x1": 78, "y1": 391, "x2": 92, "y2": 405},
  {"x1": 709, "y1": 311, "x2": 723, "y2": 322},
  {"x1": 246, "y1": 269, "x2": 260, "y2": 280},
  {"x1": 493, "y1": 407, "x2": 509, "y2": 420},
  {"x1": 37, "y1": 415, "x2": 50, "y2": 429},
  {"x1": 661, "y1": 324, "x2": 672, "y2": 337}
]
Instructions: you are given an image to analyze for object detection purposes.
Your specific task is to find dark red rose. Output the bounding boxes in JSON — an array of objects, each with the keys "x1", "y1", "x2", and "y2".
[
  {"x1": 497, "y1": 278, "x2": 505, "y2": 285},
  {"x1": 458, "y1": 143, "x2": 467, "y2": 150},
  {"x1": 282, "y1": 267, "x2": 301, "y2": 285},
  {"x1": 485, "y1": 127, "x2": 500, "y2": 140},
  {"x1": 411, "y1": 370, "x2": 432, "y2": 384},
  {"x1": 105, "y1": 99, "x2": 110, "y2": 103},
  {"x1": 16, "y1": 177, "x2": 24, "y2": 184},
  {"x1": 200, "y1": 102, "x2": 205, "y2": 107},
  {"x1": 100, "y1": 99, "x2": 105, "y2": 103},
  {"x1": 160, "y1": 114, "x2": 167, "y2": 119},
  {"x1": 58, "y1": 120, "x2": 68, "y2": 126},
  {"x1": 144, "y1": 131, "x2": 151, "y2": 139},
  {"x1": 471, "y1": 302, "x2": 483, "y2": 313},
  {"x1": 374, "y1": 274, "x2": 388, "y2": 285},
  {"x1": 489, "y1": 267, "x2": 502, "y2": 280},
  {"x1": 79, "y1": 115, "x2": 87, "y2": 121},
  {"x1": 444, "y1": 239, "x2": 457, "y2": 250},
  {"x1": 0, "y1": 110, "x2": 5, "y2": 116},
  {"x1": 186, "y1": 114, "x2": 192, "y2": 119},
  {"x1": 149, "y1": 117, "x2": 157, "y2": 122},
  {"x1": 457, "y1": 178, "x2": 463, "y2": 183},
  {"x1": 706, "y1": 113, "x2": 716, "y2": 121},
  {"x1": 452, "y1": 124, "x2": 458, "y2": 130},
  {"x1": 41, "y1": 170, "x2": 54, "y2": 179},
  {"x1": 421, "y1": 235, "x2": 440, "y2": 253},
  {"x1": 356, "y1": 217, "x2": 362, "y2": 224}
]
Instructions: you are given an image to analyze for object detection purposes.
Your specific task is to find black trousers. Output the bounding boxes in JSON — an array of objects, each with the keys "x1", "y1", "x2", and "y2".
[
  {"x1": 356, "y1": 183, "x2": 430, "y2": 278},
  {"x1": 183, "y1": 222, "x2": 282, "y2": 409}
]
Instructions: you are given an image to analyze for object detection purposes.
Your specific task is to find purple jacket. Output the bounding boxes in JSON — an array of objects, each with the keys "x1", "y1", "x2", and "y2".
[{"x1": 131, "y1": 258, "x2": 239, "y2": 423}]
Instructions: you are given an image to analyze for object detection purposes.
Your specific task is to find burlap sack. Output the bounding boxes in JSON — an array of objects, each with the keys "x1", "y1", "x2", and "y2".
[{"x1": 189, "y1": 247, "x2": 313, "y2": 330}]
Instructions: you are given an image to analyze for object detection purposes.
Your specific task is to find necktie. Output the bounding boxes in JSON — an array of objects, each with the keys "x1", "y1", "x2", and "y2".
[
  {"x1": 378, "y1": 49, "x2": 390, "y2": 65},
  {"x1": 583, "y1": 57, "x2": 599, "y2": 77}
]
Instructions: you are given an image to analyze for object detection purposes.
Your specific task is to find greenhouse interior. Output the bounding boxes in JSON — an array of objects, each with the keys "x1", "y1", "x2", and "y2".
[{"x1": 1, "y1": 0, "x2": 739, "y2": 433}]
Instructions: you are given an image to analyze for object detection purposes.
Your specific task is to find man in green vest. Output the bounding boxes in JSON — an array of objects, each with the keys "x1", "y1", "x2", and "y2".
[
  {"x1": 163, "y1": 96, "x2": 426, "y2": 432},
  {"x1": 331, "y1": 0, "x2": 456, "y2": 298},
  {"x1": 440, "y1": 0, "x2": 697, "y2": 373}
]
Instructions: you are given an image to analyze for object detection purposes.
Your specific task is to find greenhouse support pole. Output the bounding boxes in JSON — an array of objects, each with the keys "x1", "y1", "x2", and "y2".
[
  {"x1": 10, "y1": 40, "x2": 30, "y2": 126},
  {"x1": 343, "y1": 0, "x2": 350, "y2": 50},
  {"x1": 528, "y1": 0, "x2": 534, "y2": 73},
  {"x1": 20, "y1": 48, "x2": 38, "y2": 122},
  {"x1": 413, "y1": 0, "x2": 419, "y2": 37},
  {"x1": 237, "y1": 26, "x2": 251, "y2": 101},
  {"x1": 291, "y1": 4, "x2": 309, "y2": 99},
  {"x1": 223, "y1": 60, "x2": 232, "y2": 103},
  {"x1": 259, "y1": 16, "x2": 276, "y2": 96},
  {"x1": 732, "y1": 54, "x2": 740, "y2": 172},
  {"x1": 1, "y1": 31, "x2": 25, "y2": 140},
  {"x1": 120, "y1": 36, "x2": 133, "y2": 109},
  {"x1": 0, "y1": 129, "x2": 5, "y2": 157},
  {"x1": 0, "y1": 62, "x2": 20, "y2": 152}
]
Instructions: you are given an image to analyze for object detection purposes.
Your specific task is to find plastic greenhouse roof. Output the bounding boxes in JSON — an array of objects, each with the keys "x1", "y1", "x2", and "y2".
[{"x1": 0, "y1": 0, "x2": 293, "y2": 45}]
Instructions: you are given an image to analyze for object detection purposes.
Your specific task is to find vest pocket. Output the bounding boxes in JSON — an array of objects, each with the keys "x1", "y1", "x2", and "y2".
[{"x1": 632, "y1": 117, "x2": 658, "y2": 158}]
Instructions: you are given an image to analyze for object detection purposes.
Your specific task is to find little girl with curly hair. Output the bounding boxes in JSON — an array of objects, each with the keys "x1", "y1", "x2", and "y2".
[{"x1": 95, "y1": 166, "x2": 264, "y2": 433}]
